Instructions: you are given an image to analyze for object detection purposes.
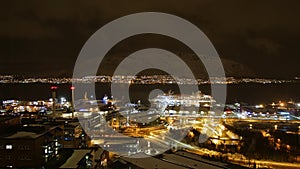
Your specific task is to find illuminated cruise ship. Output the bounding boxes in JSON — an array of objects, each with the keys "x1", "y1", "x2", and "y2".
[{"x1": 151, "y1": 91, "x2": 216, "y2": 111}]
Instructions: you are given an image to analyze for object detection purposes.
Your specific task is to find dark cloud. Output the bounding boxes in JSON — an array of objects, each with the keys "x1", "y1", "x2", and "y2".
[{"x1": 0, "y1": 0, "x2": 300, "y2": 78}]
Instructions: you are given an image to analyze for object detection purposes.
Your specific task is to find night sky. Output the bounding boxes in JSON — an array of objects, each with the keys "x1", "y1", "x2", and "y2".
[{"x1": 1, "y1": 0, "x2": 300, "y2": 78}]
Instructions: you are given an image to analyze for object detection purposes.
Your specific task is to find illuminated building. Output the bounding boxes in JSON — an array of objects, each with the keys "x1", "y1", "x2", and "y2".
[{"x1": 0, "y1": 125, "x2": 62, "y2": 168}]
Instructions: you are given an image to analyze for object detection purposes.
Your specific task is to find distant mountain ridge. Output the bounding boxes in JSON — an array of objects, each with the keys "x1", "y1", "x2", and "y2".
[{"x1": 1, "y1": 54, "x2": 255, "y2": 78}]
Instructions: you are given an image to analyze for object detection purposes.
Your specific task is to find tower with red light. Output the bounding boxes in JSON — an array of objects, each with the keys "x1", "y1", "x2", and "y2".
[
  {"x1": 70, "y1": 86, "x2": 75, "y2": 119},
  {"x1": 51, "y1": 85, "x2": 58, "y2": 119}
]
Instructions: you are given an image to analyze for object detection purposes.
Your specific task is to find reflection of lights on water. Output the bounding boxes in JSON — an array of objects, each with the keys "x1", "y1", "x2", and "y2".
[{"x1": 255, "y1": 104, "x2": 264, "y2": 108}]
